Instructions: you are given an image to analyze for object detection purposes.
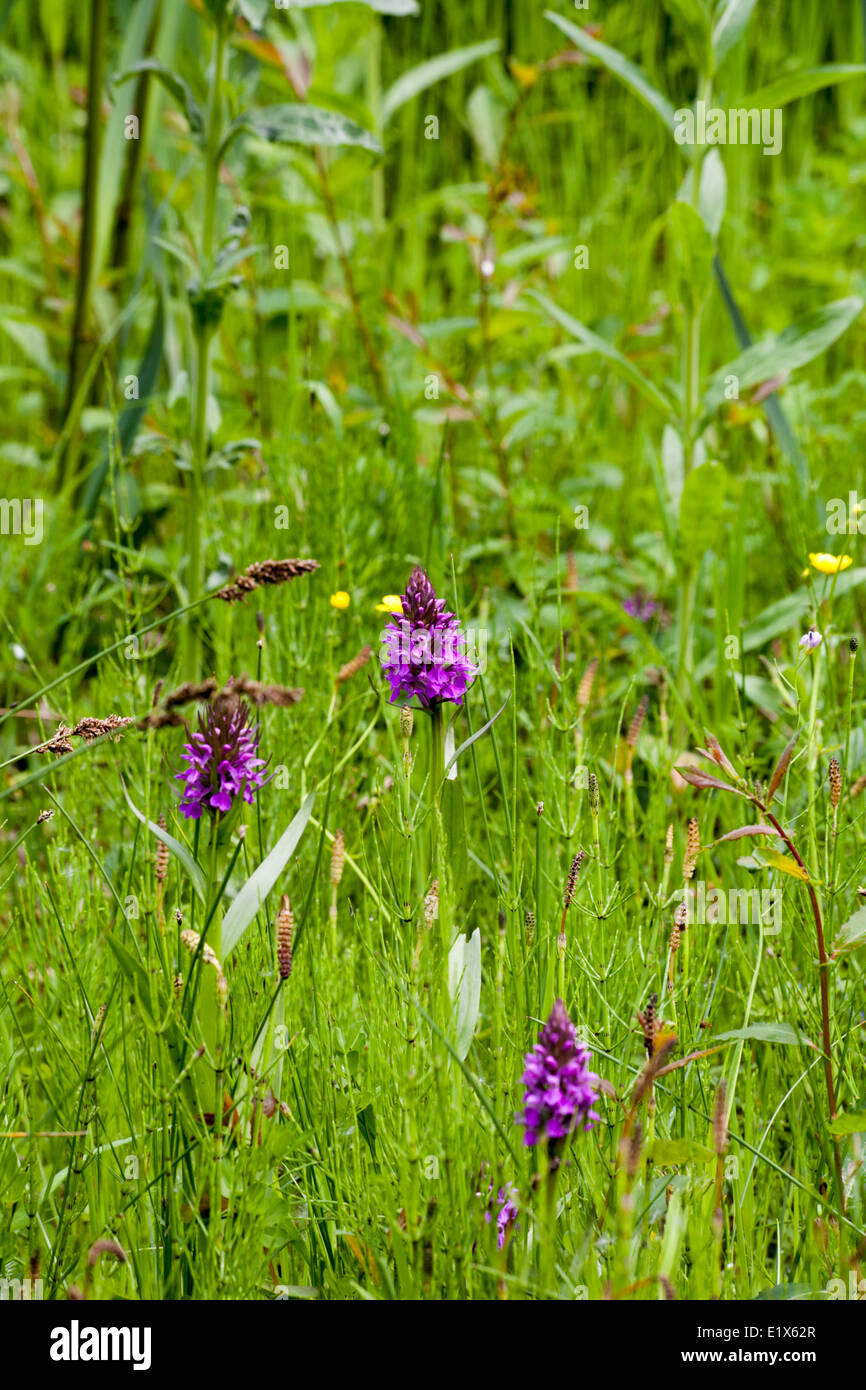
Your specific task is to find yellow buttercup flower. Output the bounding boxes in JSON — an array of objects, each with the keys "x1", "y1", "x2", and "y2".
[
  {"x1": 330, "y1": 591, "x2": 351, "y2": 610},
  {"x1": 808, "y1": 553, "x2": 852, "y2": 575},
  {"x1": 375, "y1": 594, "x2": 403, "y2": 614}
]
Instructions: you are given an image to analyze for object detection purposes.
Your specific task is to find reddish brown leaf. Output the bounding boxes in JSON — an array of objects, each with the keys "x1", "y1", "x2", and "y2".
[
  {"x1": 714, "y1": 823, "x2": 778, "y2": 843},
  {"x1": 767, "y1": 733, "x2": 798, "y2": 804}
]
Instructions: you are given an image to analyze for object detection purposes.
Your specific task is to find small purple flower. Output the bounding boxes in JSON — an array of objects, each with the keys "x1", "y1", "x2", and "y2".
[
  {"x1": 476, "y1": 1174, "x2": 520, "y2": 1250},
  {"x1": 517, "y1": 1000, "x2": 600, "y2": 1149},
  {"x1": 379, "y1": 567, "x2": 477, "y2": 708},
  {"x1": 175, "y1": 696, "x2": 268, "y2": 819},
  {"x1": 798, "y1": 627, "x2": 822, "y2": 651},
  {"x1": 623, "y1": 590, "x2": 659, "y2": 623}
]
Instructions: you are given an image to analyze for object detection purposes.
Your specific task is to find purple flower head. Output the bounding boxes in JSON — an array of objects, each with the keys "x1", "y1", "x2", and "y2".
[
  {"x1": 175, "y1": 695, "x2": 268, "y2": 820},
  {"x1": 379, "y1": 566, "x2": 477, "y2": 708},
  {"x1": 517, "y1": 1000, "x2": 600, "y2": 1149},
  {"x1": 798, "y1": 626, "x2": 822, "y2": 651},
  {"x1": 623, "y1": 590, "x2": 659, "y2": 623}
]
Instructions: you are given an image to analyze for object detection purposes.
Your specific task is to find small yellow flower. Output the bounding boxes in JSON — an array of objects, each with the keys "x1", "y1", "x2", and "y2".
[
  {"x1": 808, "y1": 553, "x2": 853, "y2": 575},
  {"x1": 375, "y1": 594, "x2": 403, "y2": 614},
  {"x1": 330, "y1": 591, "x2": 351, "y2": 610}
]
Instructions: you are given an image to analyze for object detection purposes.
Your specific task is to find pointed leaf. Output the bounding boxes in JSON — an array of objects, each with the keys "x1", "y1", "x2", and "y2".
[
  {"x1": 382, "y1": 39, "x2": 500, "y2": 126},
  {"x1": 222, "y1": 792, "x2": 315, "y2": 958},
  {"x1": 544, "y1": 10, "x2": 676, "y2": 130},
  {"x1": 448, "y1": 928, "x2": 482, "y2": 1062},
  {"x1": 712, "y1": 0, "x2": 759, "y2": 66},
  {"x1": 528, "y1": 292, "x2": 676, "y2": 419},
  {"x1": 745, "y1": 65, "x2": 866, "y2": 111},
  {"x1": 674, "y1": 766, "x2": 749, "y2": 797},
  {"x1": 760, "y1": 848, "x2": 809, "y2": 882},
  {"x1": 714, "y1": 823, "x2": 778, "y2": 843},
  {"x1": 704, "y1": 298, "x2": 863, "y2": 414}
]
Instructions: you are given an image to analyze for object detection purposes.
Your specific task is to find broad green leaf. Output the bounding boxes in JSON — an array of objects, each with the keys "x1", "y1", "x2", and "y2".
[
  {"x1": 466, "y1": 84, "x2": 506, "y2": 165},
  {"x1": 715, "y1": 1022, "x2": 811, "y2": 1045},
  {"x1": 448, "y1": 928, "x2": 481, "y2": 1062},
  {"x1": 712, "y1": 0, "x2": 759, "y2": 67},
  {"x1": 703, "y1": 297, "x2": 863, "y2": 413},
  {"x1": 829, "y1": 1111, "x2": 866, "y2": 1137},
  {"x1": 121, "y1": 780, "x2": 207, "y2": 902},
  {"x1": 679, "y1": 148, "x2": 726, "y2": 239},
  {"x1": 679, "y1": 461, "x2": 726, "y2": 553},
  {"x1": 230, "y1": 103, "x2": 381, "y2": 154},
  {"x1": 668, "y1": 201, "x2": 715, "y2": 310},
  {"x1": 745, "y1": 65, "x2": 866, "y2": 111},
  {"x1": 832, "y1": 905, "x2": 866, "y2": 955},
  {"x1": 544, "y1": 10, "x2": 676, "y2": 130},
  {"x1": 382, "y1": 38, "x2": 500, "y2": 126},
  {"x1": 114, "y1": 60, "x2": 204, "y2": 137},
  {"x1": 222, "y1": 792, "x2": 315, "y2": 958},
  {"x1": 0, "y1": 316, "x2": 58, "y2": 383},
  {"x1": 529, "y1": 291, "x2": 676, "y2": 420}
]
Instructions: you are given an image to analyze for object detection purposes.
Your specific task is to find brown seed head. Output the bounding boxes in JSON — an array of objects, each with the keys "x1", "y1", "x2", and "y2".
[
  {"x1": 829, "y1": 756, "x2": 842, "y2": 810},
  {"x1": 276, "y1": 894, "x2": 293, "y2": 981},
  {"x1": 682, "y1": 817, "x2": 700, "y2": 880},
  {"x1": 577, "y1": 658, "x2": 598, "y2": 713},
  {"x1": 330, "y1": 829, "x2": 345, "y2": 887},
  {"x1": 626, "y1": 695, "x2": 648, "y2": 749},
  {"x1": 564, "y1": 849, "x2": 586, "y2": 907},
  {"x1": 336, "y1": 645, "x2": 373, "y2": 686}
]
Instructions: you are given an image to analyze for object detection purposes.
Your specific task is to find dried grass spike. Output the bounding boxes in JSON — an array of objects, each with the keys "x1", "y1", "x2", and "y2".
[
  {"x1": 330, "y1": 829, "x2": 345, "y2": 887},
  {"x1": 577, "y1": 658, "x2": 598, "y2": 712}
]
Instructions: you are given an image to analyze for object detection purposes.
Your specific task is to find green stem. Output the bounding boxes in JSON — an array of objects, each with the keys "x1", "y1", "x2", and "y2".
[
  {"x1": 57, "y1": 0, "x2": 109, "y2": 491},
  {"x1": 183, "y1": 16, "x2": 227, "y2": 677}
]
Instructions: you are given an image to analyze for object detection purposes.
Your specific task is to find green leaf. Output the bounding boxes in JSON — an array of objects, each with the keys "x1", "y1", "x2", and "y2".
[
  {"x1": 650, "y1": 1138, "x2": 714, "y2": 1165},
  {"x1": 832, "y1": 905, "x2": 866, "y2": 955},
  {"x1": 114, "y1": 60, "x2": 204, "y2": 137},
  {"x1": 544, "y1": 10, "x2": 677, "y2": 130},
  {"x1": 667, "y1": 200, "x2": 715, "y2": 310},
  {"x1": 712, "y1": 0, "x2": 759, "y2": 67},
  {"x1": 829, "y1": 1111, "x2": 866, "y2": 1137},
  {"x1": 528, "y1": 291, "x2": 676, "y2": 420},
  {"x1": 222, "y1": 792, "x2": 315, "y2": 958},
  {"x1": 444, "y1": 692, "x2": 511, "y2": 777},
  {"x1": 382, "y1": 38, "x2": 500, "y2": 126},
  {"x1": 679, "y1": 148, "x2": 726, "y2": 239},
  {"x1": 448, "y1": 928, "x2": 481, "y2": 1062},
  {"x1": 703, "y1": 297, "x2": 863, "y2": 413},
  {"x1": 679, "y1": 461, "x2": 726, "y2": 553},
  {"x1": 121, "y1": 779, "x2": 207, "y2": 902},
  {"x1": 0, "y1": 315, "x2": 59, "y2": 384},
  {"x1": 715, "y1": 1022, "x2": 810, "y2": 1045},
  {"x1": 745, "y1": 65, "x2": 866, "y2": 111},
  {"x1": 230, "y1": 103, "x2": 382, "y2": 155}
]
